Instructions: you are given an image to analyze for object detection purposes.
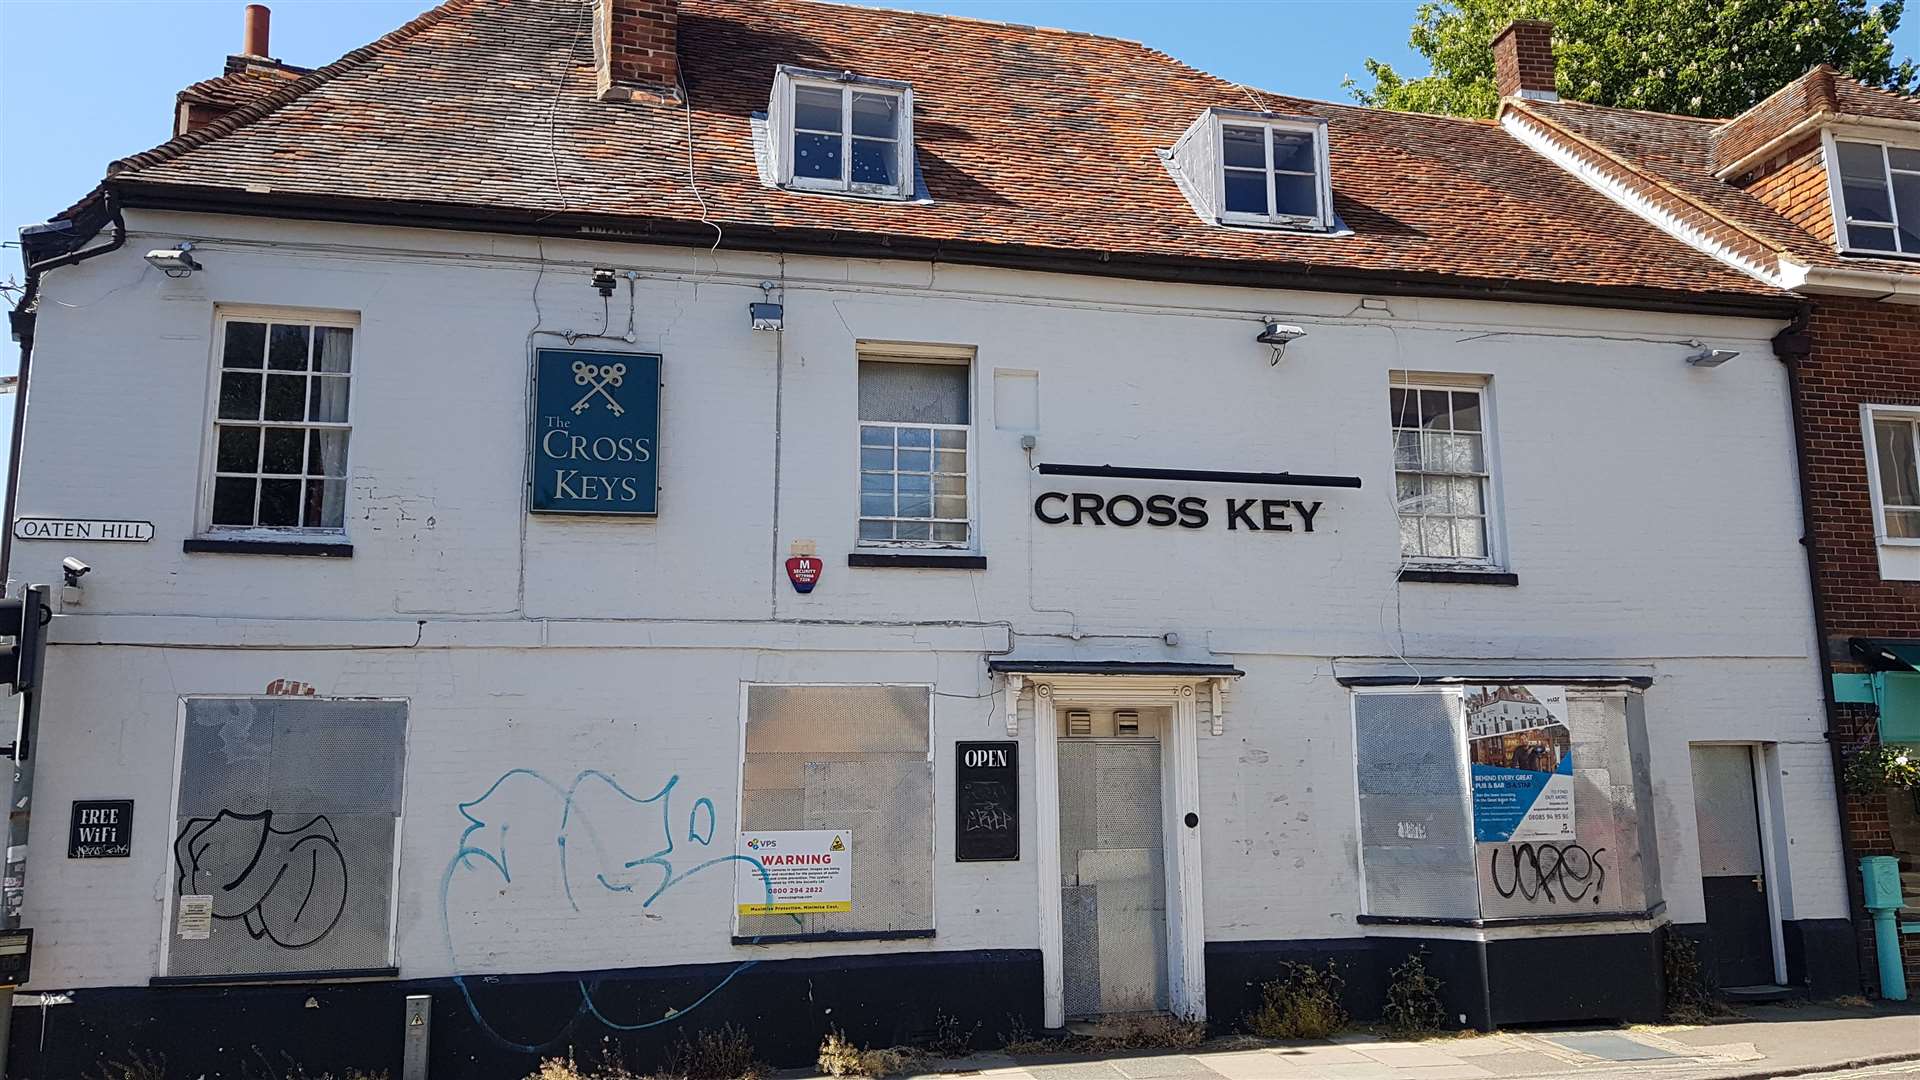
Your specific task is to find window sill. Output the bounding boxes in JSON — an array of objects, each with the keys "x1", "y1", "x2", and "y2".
[
  {"x1": 150, "y1": 966, "x2": 397, "y2": 987},
  {"x1": 848, "y1": 552, "x2": 986, "y2": 570},
  {"x1": 184, "y1": 537, "x2": 354, "y2": 558},
  {"x1": 1357, "y1": 909, "x2": 1659, "y2": 930},
  {"x1": 1398, "y1": 567, "x2": 1516, "y2": 587},
  {"x1": 1218, "y1": 214, "x2": 1334, "y2": 233},
  {"x1": 732, "y1": 928, "x2": 934, "y2": 946}
]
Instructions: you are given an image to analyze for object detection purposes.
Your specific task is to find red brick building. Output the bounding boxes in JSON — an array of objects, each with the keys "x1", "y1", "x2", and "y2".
[{"x1": 1496, "y1": 22, "x2": 1920, "y2": 996}]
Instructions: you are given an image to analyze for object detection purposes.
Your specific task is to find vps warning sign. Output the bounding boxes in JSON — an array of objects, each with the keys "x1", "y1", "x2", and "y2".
[{"x1": 735, "y1": 830, "x2": 852, "y2": 915}]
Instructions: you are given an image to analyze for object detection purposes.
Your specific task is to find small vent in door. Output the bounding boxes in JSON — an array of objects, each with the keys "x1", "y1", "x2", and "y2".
[
  {"x1": 1067, "y1": 710, "x2": 1093, "y2": 736},
  {"x1": 1114, "y1": 710, "x2": 1140, "y2": 736}
]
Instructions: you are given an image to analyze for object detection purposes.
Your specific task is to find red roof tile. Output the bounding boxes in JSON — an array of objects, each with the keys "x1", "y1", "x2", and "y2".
[
  {"x1": 178, "y1": 66, "x2": 305, "y2": 112},
  {"x1": 100, "y1": 0, "x2": 1785, "y2": 306},
  {"x1": 1518, "y1": 90, "x2": 1920, "y2": 277}
]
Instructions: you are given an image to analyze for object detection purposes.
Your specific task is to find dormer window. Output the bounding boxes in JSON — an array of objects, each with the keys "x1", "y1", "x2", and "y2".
[
  {"x1": 1165, "y1": 108, "x2": 1335, "y2": 231},
  {"x1": 1829, "y1": 135, "x2": 1920, "y2": 257},
  {"x1": 771, "y1": 66, "x2": 915, "y2": 199}
]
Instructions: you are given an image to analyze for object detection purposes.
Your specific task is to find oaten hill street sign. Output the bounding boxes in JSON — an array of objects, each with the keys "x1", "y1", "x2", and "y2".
[
  {"x1": 530, "y1": 349, "x2": 661, "y2": 515},
  {"x1": 13, "y1": 518, "x2": 153, "y2": 542}
]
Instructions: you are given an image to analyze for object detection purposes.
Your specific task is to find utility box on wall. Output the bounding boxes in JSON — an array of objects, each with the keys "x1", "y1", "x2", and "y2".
[{"x1": 1862, "y1": 855, "x2": 1903, "y2": 911}]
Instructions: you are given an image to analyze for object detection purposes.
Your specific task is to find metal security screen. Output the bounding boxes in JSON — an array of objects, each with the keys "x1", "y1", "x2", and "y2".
[
  {"x1": 1476, "y1": 693, "x2": 1654, "y2": 918},
  {"x1": 739, "y1": 685, "x2": 933, "y2": 938},
  {"x1": 1354, "y1": 692, "x2": 1479, "y2": 919},
  {"x1": 1058, "y1": 739, "x2": 1168, "y2": 1017},
  {"x1": 170, "y1": 697, "x2": 406, "y2": 977}
]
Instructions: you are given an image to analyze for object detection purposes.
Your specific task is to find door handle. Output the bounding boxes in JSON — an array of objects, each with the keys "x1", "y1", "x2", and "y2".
[{"x1": 1751, "y1": 875, "x2": 1765, "y2": 894}]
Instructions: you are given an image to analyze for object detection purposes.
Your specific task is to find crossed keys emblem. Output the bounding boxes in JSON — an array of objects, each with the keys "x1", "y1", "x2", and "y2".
[{"x1": 571, "y1": 361, "x2": 627, "y2": 416}]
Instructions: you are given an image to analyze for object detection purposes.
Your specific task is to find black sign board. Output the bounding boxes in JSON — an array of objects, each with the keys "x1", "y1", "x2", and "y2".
[
  {"x1": 68, "y1": 799, "x2": 132, "y2": 858},
  {"x1": 955, "y1": 741, "x2": 1019, "y2": 862},
  {"x1": 0, "y1": 928, "x2": 31, "y2": 986}
]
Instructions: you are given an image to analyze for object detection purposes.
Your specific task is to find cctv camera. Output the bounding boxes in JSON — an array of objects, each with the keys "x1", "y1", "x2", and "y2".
[{"x1": 62, "y1": 557, "x2": 90, "y2": 579}]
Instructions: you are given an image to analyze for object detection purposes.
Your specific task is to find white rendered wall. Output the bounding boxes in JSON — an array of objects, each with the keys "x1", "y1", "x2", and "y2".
[{"x1": 10, "y1": 211, "x2": 1840, "y2": 990}]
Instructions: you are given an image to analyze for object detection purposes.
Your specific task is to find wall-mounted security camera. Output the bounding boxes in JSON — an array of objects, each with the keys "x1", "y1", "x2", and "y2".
[{"x1": 62, "y1": 556, "x2": 91, "y2": 604}]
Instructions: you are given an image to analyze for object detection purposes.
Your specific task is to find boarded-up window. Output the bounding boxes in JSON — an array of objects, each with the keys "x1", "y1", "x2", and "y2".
[
  {"x1": 738, "y1": 685, "x2": 933, "y2": 940},
  {"x1": 1354, "y1": 687, "x2": 1658, "y2": 922},
  {"x1": 1354, "y1": 691, "x2": 1479, "y2": 919},
  {"x1": 168, "y1": 697, "x2": 406, "y2": 977}
]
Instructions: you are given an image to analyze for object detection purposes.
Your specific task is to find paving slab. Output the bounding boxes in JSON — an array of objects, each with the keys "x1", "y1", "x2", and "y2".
[
  {"x1": 1266, "y1": 1043, "x2": 1372, "y2": 1066},
  {"x1": 1109, "y1": 1056, "x2": 1222, "y2": 1080},
  {"x1": 1192, "y1": 1051, "x2": 1292, "y2": 1080},
  {"x1": 1543, "y1": 1033, "x2": 1679, "y2": 1061},
  {"x1": 1355, "y1": 1043, "x2": 1477, "y2": 1067},
  {"x1": 1295, "y1": 1063, "x2": 1401, "y2": 1080}
]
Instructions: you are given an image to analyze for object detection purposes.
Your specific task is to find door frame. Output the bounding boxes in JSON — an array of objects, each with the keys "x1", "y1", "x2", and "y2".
[
  {"x1": 1690, "y1": 740, "x2": 1788, "y2": 986},
  {"x1": 1028, "y1": 676, "x2": 1209, "y2": 1027}
]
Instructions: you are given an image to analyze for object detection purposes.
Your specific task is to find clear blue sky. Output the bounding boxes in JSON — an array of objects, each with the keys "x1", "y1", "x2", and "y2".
[{"x1": 0, "y1": 0, "x2": 1424, "y2": 456}]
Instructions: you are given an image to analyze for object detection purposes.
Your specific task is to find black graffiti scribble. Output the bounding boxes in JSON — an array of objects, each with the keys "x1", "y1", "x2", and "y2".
[
  {"x1": 175, "y1": 810, "x2": 348, "y2": 948},
  {"x1": 1489, "y1": 842, "x2": 1606, "y2": 904}
]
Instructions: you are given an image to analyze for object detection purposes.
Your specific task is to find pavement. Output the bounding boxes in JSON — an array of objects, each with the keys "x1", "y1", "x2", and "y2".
[{"x1": 787, "y1": 1004, "x2": 1920, "y2": 1080}]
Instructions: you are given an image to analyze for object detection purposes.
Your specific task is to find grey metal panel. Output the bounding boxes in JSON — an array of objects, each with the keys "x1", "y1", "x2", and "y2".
[
  {"x1": 1058, "y1": 741, "x2": 1099, "y2": 886},
  {"x1": 172, "y1": 697, "x2": 406, "y2": 978},
  {"x1": 739, "y1": 686, "x2": 934, "y2": 938},
  {"x1": 1061, "y1": 884, "x2": 1100, "y2": 1018},
  {"x1": 1354, "y1": 692, "x2": 1478, "y2": 918},
  {"x1": 1476, "y1": 693, "x2": 1646, "y2": 917},
  {"x1": 1059, "y1": 739, "x2": 1166, "y2": 1017},
  {"x1": 1625, "y1": 693, "x2": 1662, "y2": 909},
  {"x1": 1691, "y1": 745, "x2": 1763, "y2": 876}
]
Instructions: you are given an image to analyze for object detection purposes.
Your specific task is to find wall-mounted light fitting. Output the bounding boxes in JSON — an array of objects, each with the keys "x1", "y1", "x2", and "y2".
[
  {"x1": 750, "y1": 280, "x2": 784, "y2": 331},
  {"x1": 144, "y1": 243, "x2": 201, "y2": 277},
  {"x1": 590, "y1": 268, "x2": 617, "y2": 297},
  {"x1": 1257, "y1": 320, "x2": 1306, "y2": 365},
  {"x1": 1685, "y1": 347, "x2": 1739, "y2": 367}
]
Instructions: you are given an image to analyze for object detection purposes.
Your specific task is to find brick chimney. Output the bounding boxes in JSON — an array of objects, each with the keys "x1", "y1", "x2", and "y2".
[
  {"x1": 1492, "y1": 20, "x2": 1558, "y2": 101},
  {"x1": 596, "y1": 0, "x2": 681, "y2": 102},
  {"x1": 241, "y1": 3, "x2": 271, "y2": 59}
]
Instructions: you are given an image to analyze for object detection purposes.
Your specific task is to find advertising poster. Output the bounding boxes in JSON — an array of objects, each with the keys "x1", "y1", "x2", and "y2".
[
  {"x1": 1466, "y1": 684, "x2": 1574, "y2": 842},
  {"x1": 735, "y1": 830, "x2": 852, "y2": 916}
]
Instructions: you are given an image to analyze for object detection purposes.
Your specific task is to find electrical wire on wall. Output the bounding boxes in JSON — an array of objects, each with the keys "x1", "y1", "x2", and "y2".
[{"x1": 1380, "y1": 335, "x2": 1425, "y2": 684}]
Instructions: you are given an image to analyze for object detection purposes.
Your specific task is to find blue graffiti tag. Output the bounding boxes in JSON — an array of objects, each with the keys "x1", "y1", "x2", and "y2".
[{"x1": 439, "y1": 769, "x2": 774, "y2": 1053}]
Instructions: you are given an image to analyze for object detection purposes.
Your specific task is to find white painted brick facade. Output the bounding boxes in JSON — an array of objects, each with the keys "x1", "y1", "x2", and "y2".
[{"x1": 7, "y1": 210, "x2": 1845, "y2": 994}]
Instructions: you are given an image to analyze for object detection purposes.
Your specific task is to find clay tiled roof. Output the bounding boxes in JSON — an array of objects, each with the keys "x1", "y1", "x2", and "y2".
[
  {"x1": 178, "y1": 66, "x2": 305, "y2": 112},
  {"x1": 1513, "y1": 68, "x2": 1920, "y2": 281},
  {"x1": 1710, "y1": 66, "x2": 1920, "y2": 173},
  {"x1": 99, "y1": 0, "x2": 1787, "y2": 307}
]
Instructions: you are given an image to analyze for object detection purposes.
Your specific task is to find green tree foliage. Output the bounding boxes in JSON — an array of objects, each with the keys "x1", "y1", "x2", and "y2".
[{"x1": 1347, "y1": 0, "x2": 1919, "y2": 118}]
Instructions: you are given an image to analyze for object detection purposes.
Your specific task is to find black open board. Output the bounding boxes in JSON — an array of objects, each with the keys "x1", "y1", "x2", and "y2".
[{"x1": 955, "y1": 741, "x2": 1018, "y2": 862}]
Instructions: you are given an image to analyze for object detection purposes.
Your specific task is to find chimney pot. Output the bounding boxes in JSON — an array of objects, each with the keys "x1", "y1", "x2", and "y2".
[
  {"x1": 1492, "y1": 19, "x2": 1558, "y2": 101},
  {"x1": 242, "y1": 4, "x2": 272, "y2": 59}
]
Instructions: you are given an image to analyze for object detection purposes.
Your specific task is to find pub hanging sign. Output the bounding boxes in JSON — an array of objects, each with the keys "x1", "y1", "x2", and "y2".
[{"x1": 530, "y1": 349, "x2": 661, "y2": 515}]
